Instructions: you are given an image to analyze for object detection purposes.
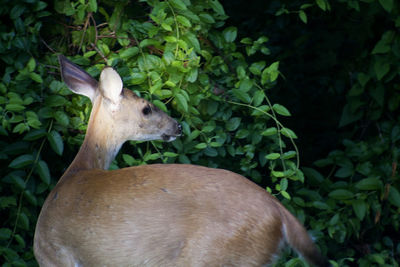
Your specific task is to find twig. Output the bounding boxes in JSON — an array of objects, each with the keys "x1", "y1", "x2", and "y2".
[{"x1": 91, "y1": 43, "x2": 108, "y2": 64}]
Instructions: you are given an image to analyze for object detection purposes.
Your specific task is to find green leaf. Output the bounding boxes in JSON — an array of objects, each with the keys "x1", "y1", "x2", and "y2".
[
  {"x1": 36, "y1": 160, "x2": 50, "y2": 185},
  {"x1": 48, "y1": 130, "x2": 64, "y2": 156},
  {"x1": 271, "y1": 171, "x2": 284, "y2": 178},
  {"x1": 45, "y1": 95, "x2": 67, "y2": 107},
  {"x1": 161, "y1": 22, "x2": 173, "y2": 31},
  {"x1": 240, "y1": 37, "x2": 252, "y2": 45},
  {"x1": 204, "y1": 147, "x2": 218, "y2": 157},
  {"x1": 206, "y1": 101, "x2": 218, "y2": 116},
  {"x1": 238, "y1": 78, "x2": 253, "y2": 92},
  {"x1": 303, "y1": 167, "x2": 325, "y2": 183},
  {"x1": 17, "y1": 212, "x2": 29, "y2": 230},
  {"x1": 388, "y1": 186, "x2": 400, "y2": 208},
  {"x1": 281, "y1": 190, "x2": 291, "y2": 200},
  {"x1": 261, "y1": 61, "x2": 279, "y2": 84},
  {"x1": 176, "y1": 15, "x2": 191, "y2": 27},
  {"x1": 164, "y1": 152, "x2": 178, "y2": 157},
  {"x1": 235, "y1": 129, "x2": 249, "y2": 139},
  {"x1": 352, "y1": 199, "x2": 367, "y2": 220},
  {"x1": 175, "y1": 93, "x2": 188, "y2": 112},
  {"x1": 329, "y1": 189, "x2": 354, "y2": 200},
  {"x1": 357, "y1": 73, "x2": 370, "y2": 87},
  {"x1": 0, "y1": 125, "x2": 8, "y2": 136},
  {"x1": 0, "y1": 228, "x2": 12, "y2": 240},
  {"x1": 253, "y1": 90, "x2": 265, "y2": 107},
  {"x1": 122, "y1": 154, "x2": 135, "y2": 165},
  {"x1": 27, "y1": 57, "x2": 36, "y2": 72},
  {"x1": 281, "y1": 151, "x2": 296, "y2": 159},
  {"x1": 13, "y1": 123, "x2": 29, "y2": 134},
  {"x1": 299, "y1": 10, "x2": 307, "y2": 23},
  {"x1": 10, "y1": 174, "x2": 25, "y2": 190},
  {"x1": 232, "y1": 89, "x2": 251, "y2": 103},
  {"x1": 339, "y1": 103, "x2": 363, "y2": 127},
  {"x1": 140, "y1": 39, "x2": 161, "y2": 48},
  {"x1": 335, "y1": 166, "x2": 353, "y2": 178},
  {"x1": 149, "y1": 80, "x2": 163, "y2": 94},
  {"x1": 210, "y1": 0, "x2": 225, "y2": 15},
  {"x1": 164, "y1": 36, "x2": 177, "y2": 43},
  {"x1": 356, "y1": 162, "x2": 372, "y2": 175},
  {"x1": 249, "y1": 61, "x2": 266, "y2": 76},
  {"x1": 261, "y1": 127, "x2": 277, "y2": 136},
  {"x1": 9, "y1": 154, "x2": 34, "y2": 169},
  {"x1": 226, "y1": 117, "x2": 241, "y2": 131},
  {"x1": 272, "y1": 104, "x2": 291, "y2": 116},
  {"x1": 0, "y1": 197, "x2": 16, "y2": 209},
  {"x1": 316, "y1": 0, "x2": 327, "y2": 11},
  {"x1": 127, "y1": 72, "x2": 146, "y2": 85},
  {"x1": 374, "y1": 59, "x2": 390, "y2": 80},
  {"x1": 280, "y1": 178, "x2": 288, "y2": 191},
  {"x1": 54, "y1": 111, "x2": 69, "y2": 127},
  {"x1": 24, "y1": 190, "x2": 37, "y2": 206},
  {"x1": 186, "y1": 68, "x2": 198, "y2": 83},
  {"x1": 182, "y1": 32, "x2": 200, "y2": 52},
  {"x1": 29, "y1": 72, "x2": 43, "y2": 83},
  {"x1": 199, "y1": 13, "x2": 215, "y2": 24},
  {"x1": 153, "y1": 100, "x2": 168, "y2": 112},
  {"x1": 281, "y1": 127, "x2": 298, "y2": 139},
  {"x1": 120, "y1": 47, "x2": 139, "y2": 59},
  {"x1": 223, "y1": 27, "x2": 237, "y2": 43},
  {"x1": 266, "y1": 153, "x2": 280, "y2": 160},
  {"x1": 11, "y1": 5, "x2": 26, "y2": 20},
  {"x1": 88, "y1": 0, "x2": 97, "y2": 12},
  {"x1": 6, "y1": 104, "x2": 25, "y2": 112},
  {"x1": 195, "y1": 143, "x2": 207, "y2": 149},
  {"x1": 313, "y1": 201, "x2": 330, "y2": 210},
  {"x1": 169, "y1": 0, "x2": 187, "y2": 10},
  {"x1": 14, "y1": 234, "x2": 26, "y2": 248},
  {"x1": 379, "y1": 0, "x2": 393, "y2": 12},
  {"x1": 372, "y1": 40, "x2": 391, "y2": 54}
]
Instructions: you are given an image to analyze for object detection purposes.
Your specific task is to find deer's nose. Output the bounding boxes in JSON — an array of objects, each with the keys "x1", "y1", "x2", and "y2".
[{"x1": 176, "y1": 123, "x2": 182, "y2": 136}]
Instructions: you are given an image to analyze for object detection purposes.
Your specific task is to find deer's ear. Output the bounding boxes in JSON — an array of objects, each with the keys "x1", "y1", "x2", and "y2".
[
  {"x1": 99, "y1": 67, "x2": 123, "y2": 103},
  {"x1": 58, "y1": 55, "x2": 97, "y2": 102}
]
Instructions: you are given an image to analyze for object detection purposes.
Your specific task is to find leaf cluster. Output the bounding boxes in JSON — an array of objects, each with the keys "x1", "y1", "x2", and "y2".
[{"x1": 0, "y1": 0, "x2": 300, "y2": 266}]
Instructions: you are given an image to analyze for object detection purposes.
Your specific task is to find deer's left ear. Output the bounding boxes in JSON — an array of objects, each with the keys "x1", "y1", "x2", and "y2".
[
  {"x1": 59, "y1": 55, "x2": 98, "y2": 102},
  {"x1": 99, "y1": 67, "x2": 123, "y2": 103}
]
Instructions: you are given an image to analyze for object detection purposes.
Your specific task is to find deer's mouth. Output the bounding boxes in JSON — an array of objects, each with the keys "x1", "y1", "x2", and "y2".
[
  {"x1": 162, "y1": 134, "x2": 176, "y2": 142},
  {"x1": 161, "y1": 124, "x2": 182, "y2": 142}
]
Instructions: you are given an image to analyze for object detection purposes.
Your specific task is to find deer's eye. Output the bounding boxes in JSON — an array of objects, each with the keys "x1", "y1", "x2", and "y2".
[{"x1": 142, "y1": 105, "x2": 152, "y2": 115}]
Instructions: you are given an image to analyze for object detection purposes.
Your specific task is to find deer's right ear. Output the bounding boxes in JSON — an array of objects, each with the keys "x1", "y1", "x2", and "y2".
[{"x1": 58, "y1": 55, "x2": 98, "y2": 102}]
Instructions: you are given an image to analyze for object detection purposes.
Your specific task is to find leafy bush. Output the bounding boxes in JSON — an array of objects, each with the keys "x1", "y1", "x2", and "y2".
[
  {"x1": 2, "y1": 0, "x2": 399, "y2": 266},
  {"x1": 1, "y1": 0, "x2": 303, "y2": 265},
  {"x1": 226, "y1": 0, "x2": 400, "y2": 266}
]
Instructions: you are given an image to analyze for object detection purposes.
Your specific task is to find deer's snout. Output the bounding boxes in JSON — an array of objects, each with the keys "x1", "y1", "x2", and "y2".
[{"x1": 176, "y1": 123, "x2": 182, "y2": 136}]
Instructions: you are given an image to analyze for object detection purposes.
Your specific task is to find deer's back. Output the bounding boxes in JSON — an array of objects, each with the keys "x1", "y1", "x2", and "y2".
[{"x1": 35, "y1": 164, "x2": 284, "y2": 266}]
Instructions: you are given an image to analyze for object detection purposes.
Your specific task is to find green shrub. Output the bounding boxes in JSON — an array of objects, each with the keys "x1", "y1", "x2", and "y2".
[{"x1": 1, "y1": 0, "x2": 302, "y2": 265}]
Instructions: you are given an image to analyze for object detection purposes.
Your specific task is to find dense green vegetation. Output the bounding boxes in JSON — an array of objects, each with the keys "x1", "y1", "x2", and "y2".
[{"x1": 0, "y1": 0, "x2": 399, "y2": 266}]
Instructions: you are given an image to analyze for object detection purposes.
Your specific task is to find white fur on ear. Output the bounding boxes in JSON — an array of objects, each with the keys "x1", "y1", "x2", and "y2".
[{"x1": 99, "y1": 67, "x2": 123, "y2": 103}]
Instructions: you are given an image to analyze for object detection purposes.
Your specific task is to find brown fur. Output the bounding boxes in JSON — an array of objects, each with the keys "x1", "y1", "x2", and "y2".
[{"x1": 34, "y1": 56, "x2": 329, "y2": 267}]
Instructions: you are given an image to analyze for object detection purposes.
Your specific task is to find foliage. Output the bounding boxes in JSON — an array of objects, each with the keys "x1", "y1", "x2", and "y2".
[
  {"x1": 0, "y1": 0, "x2": 302, "y2": 266},
  {"x1": 1, "y1": 0, "x2": 400, "y2": 266},
  {"x1": 222, "y1": 0, "x2": 400, "y2": 266}
]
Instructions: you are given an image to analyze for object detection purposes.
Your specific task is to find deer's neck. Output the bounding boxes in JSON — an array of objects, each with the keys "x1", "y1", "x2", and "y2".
[{"x1": 62, "y1": 98, "x2": 123, "y2": 177}]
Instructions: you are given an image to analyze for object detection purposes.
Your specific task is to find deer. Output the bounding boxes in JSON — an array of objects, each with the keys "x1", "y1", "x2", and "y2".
[{"x1": 33, "y1": 55, "x2": 330, "y2": 267}]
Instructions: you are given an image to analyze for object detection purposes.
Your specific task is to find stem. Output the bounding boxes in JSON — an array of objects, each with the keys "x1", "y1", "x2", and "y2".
[
  {"x1": 225, "y1": 99, "x2": 301, "y2": 170},
  {"x1": 7, "y1": 120, "x2": 54, "y2": 248},
  {"x1": 166, "y1": 1, "x2": 180, "y2": 57}
]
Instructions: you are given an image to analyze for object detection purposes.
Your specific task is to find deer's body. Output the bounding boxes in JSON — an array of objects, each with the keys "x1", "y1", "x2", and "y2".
[
  {"x1": 35, "y1": 164, "x2": 284, "y2": 266},
  {"x1": 34, "y1": 56, "x2": 329, "y2": 267}
]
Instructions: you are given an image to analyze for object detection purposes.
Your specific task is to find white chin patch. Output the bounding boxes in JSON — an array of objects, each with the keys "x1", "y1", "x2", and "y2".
[{"x1": 161, "y1": 134, "x2": 177, "y2": 142}]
